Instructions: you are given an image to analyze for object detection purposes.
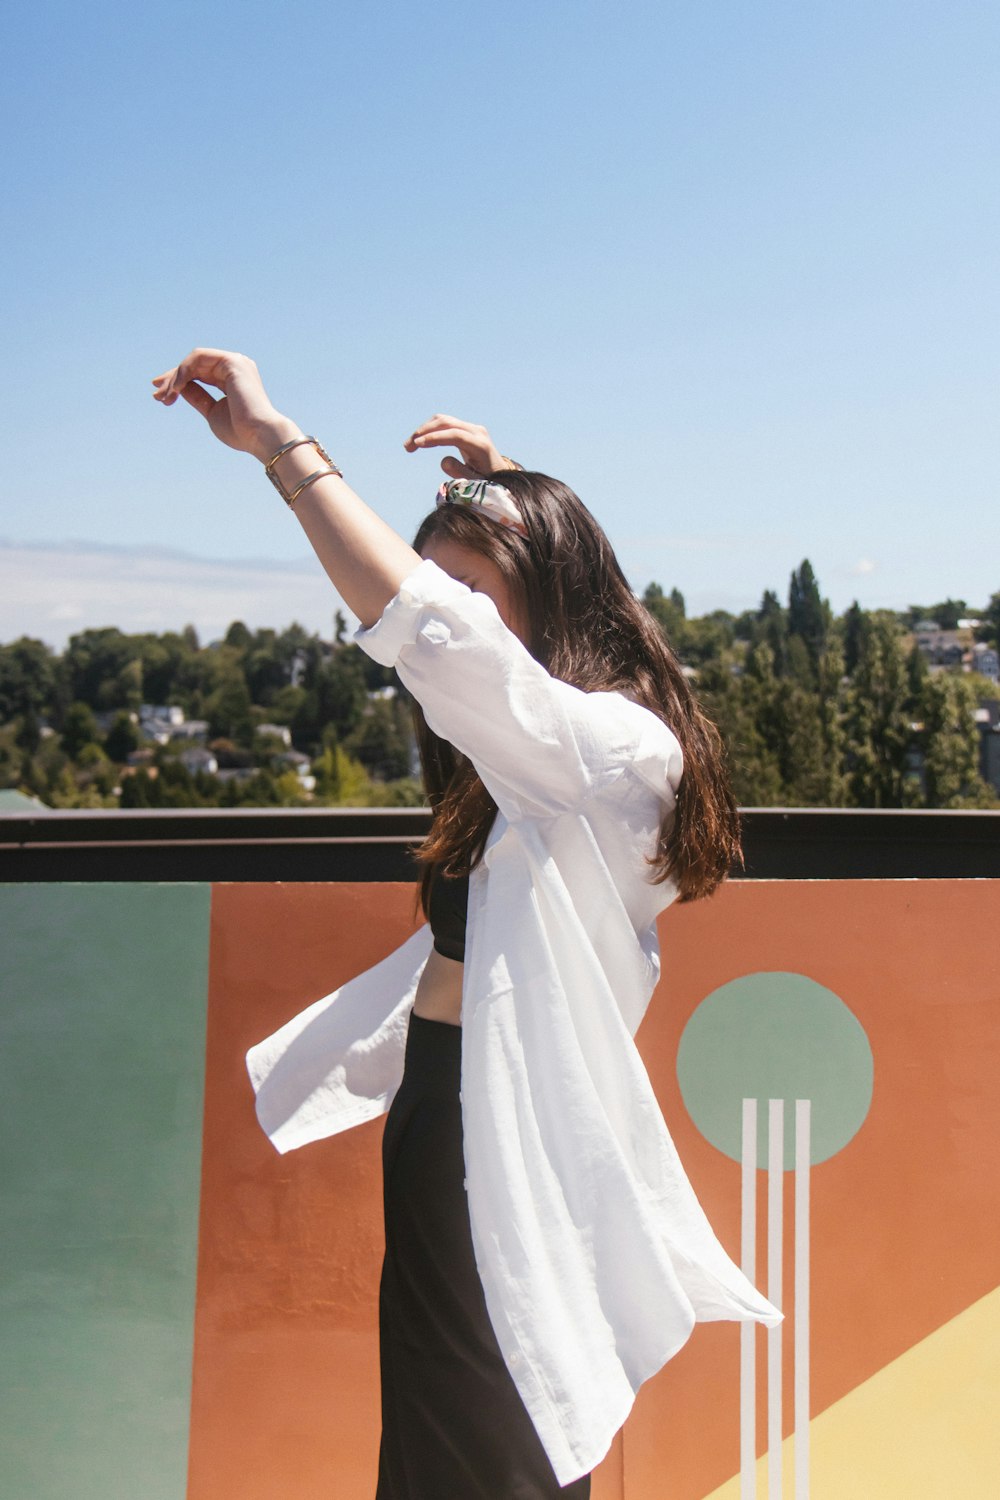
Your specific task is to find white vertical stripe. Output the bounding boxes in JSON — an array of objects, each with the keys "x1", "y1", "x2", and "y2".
[
  {"x1": 794, "y1": 1100, "x2": 811, "y2": 1498},
  {"x1": 768, "y1": 1099, "x2": 784, "y2": 1500},
  {"x1": 741, "y1": 1097, "x2": 758, "y2": 1500}
]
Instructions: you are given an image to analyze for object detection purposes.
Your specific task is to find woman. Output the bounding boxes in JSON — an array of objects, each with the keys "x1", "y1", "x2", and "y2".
[{"x1": 152, "y1": 349, "x2": 783, "y2": 1497}]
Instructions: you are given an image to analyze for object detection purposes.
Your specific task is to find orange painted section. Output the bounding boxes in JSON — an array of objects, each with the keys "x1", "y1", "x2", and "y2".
[
  {"x1": 188, "y1": 879, "x2": 1000, "y2": 1499},
  {"x1": 188, "y1": 882, "x2": 417, "y2": 1500}
]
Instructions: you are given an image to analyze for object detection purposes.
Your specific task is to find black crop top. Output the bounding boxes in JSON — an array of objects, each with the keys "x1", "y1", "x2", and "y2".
[{"x1": 427, "y1": 866, "x2": 469, "y2": 962}]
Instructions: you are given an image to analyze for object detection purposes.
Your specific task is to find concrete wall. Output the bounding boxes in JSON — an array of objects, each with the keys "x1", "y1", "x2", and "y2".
[{"x1": 2, "y1": 878, "x2": 998, "y2": 1498}]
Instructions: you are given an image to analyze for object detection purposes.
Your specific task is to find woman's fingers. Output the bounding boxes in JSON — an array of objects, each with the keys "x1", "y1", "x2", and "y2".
[
  {"x1": 152, "y1": 348, "x2": 253, "y2": 403},
  {"x1": 177, "y1": 381, "x2": 219, "y2": 419},
  {"x1": 404, "y1": 414, "x2": 487, "y2": 451},
  {"x1": 440, "y1": 456, "x2": 483, "y2": 480},
  {"x1": 406, "y1": 425, "x2": 487, "y2": 452}
]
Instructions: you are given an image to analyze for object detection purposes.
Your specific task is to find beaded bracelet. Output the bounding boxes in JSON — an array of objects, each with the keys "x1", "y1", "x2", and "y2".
[{"x1": 264, "y1": 435, "x2": 343, "y2": 509}]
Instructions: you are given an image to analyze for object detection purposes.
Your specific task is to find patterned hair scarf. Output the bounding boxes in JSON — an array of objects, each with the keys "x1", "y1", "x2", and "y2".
[{"x1": 435, "y1": 478, "x2": 529, "y2": 538}]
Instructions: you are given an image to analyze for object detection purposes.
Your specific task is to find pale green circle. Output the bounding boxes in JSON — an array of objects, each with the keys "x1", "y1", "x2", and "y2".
[{"x1": 676, "y1": 971, "x2": 873, "y2": 1168}]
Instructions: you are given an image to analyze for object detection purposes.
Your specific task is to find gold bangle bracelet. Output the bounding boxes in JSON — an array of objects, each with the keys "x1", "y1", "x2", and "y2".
[
  {"x1": 264, "y1": 436, "x2": 343, "y2": 508},
  {"x1": 287, "y1": 466, "x2": 343, "y2": 509}
]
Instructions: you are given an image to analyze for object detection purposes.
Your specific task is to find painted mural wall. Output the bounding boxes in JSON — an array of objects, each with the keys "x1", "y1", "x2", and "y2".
[{"x1": 1, "y1": 878, "x2": 998, "y2": 1498}]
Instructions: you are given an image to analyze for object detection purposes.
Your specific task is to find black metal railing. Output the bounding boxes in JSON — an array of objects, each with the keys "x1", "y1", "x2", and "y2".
[{"x1": 1, "y1": 807, "x2": 998, "y2": 882}]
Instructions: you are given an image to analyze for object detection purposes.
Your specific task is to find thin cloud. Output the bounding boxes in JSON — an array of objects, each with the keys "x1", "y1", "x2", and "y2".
[{"x1": 0, "y1": 540, "x2": 356, "y2": 650}]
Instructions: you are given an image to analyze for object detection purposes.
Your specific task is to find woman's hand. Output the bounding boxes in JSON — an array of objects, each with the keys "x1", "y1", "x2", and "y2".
[
  {"x1": 404, "y1": 414, "x2": 517, "y2": 479},
  {"x1": 151, "y1": 348, "x2": 295, "y2": 463}
]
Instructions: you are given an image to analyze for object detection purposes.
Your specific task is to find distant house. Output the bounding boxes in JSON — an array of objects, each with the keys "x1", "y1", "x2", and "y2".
[
  {"x1": 255, "y1": 722, "x2": 293, "y2": 747},
  {"x1": 171, "y1": 719, "x2": 210, "y2": 741},
  {"x1": 975, "y1": 701, "x2": 1000, "y2": 794},
  {"x1": 911, "y1": 621, "x2": 987, "y2": 674},
  {"x1": 971, "y1": 644, "x2": 999, "y2": 683},
  {"x1": 180, "y1": 747, "x2": 218, "y2": 776},
  {"x1": 276, "y1": 749, "x2": 316, "y2": 793},
  {"x1": 140, "y1": 704, "x2": 184, "y2": 726},
  {"x1": 133, "y1": 705, "x2": 212, "y2": 746}
]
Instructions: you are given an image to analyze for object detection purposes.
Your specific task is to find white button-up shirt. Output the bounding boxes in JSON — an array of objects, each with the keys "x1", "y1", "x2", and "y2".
[{"x1": 246, "y1": 558, "x2": 783, "y2": 1486}]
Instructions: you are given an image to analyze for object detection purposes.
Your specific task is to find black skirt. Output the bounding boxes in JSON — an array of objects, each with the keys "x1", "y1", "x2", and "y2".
[{"x1": 376, "y1": 1011, "x2": 592, "y2": 1499}]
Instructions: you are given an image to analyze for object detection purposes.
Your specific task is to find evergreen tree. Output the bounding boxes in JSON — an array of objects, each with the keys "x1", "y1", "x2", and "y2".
[
  {"x1": 788, "y1": 559, "x2": 828, "y2": 672},
  {"x1": 105, "y1": 710, "x2": 140, "y2": 763},
  {"x1": 984, "y1": 590, "x2": 1000, "y2": 649},
  {"x1": 346, "y1": 698, "x2": 412, "y2": 781},
  {"x1": 843, "y1": 612, "x2": 914, "y2": 806},
  {"x1": 923, "y1": 598, "x2": 967, "y2": 630},
  {"x1": 815, "y1": 639, "x2": 849, "y2": 806},
  {"x1": 919, "y1": 673, "x2": 985, "y2": 807},
  {"x1": 905, "y1": 642, "x2": 929, "y2": 699},
  {"x1": 752, "y1": 591, "x2": 789, "y2": 676},
  {"x1": 723, "y1": 644, "x2": 785, "y2": 805},
  {"x1": 841, "y1": 601, "x2": 865, "y2": 677},
  {"x1": 60, "y1": 701, "x2": 100, "y2": 759},
  {"x1": 643, "y1": 583, "x2": 685, "y2": 649},
  {"x1": 224, "y1": 620, "x2": 252, "y2": 649},
  {"x1": 205, "y1": 673, "x2": 255, "y2": 747}
]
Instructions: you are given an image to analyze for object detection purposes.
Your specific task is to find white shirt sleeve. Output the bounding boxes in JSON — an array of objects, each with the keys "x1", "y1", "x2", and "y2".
[{"x1": 354, "y1": 558, "x2": 683, "y2": 822}]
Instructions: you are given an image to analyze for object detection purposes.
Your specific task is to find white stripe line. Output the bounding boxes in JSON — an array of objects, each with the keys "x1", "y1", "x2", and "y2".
[
  {"x1": 741, "y1": 1097, "x2": 758, "y2": 1500},
  {"x1": 795, "y1": 1100, "x2": 811, "y2": 1498},
  {"x1": 768, "y1": 1099, "x2": 784, "y2": 1500}
]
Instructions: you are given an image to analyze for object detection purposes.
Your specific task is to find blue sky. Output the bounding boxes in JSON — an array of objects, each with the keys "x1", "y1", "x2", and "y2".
[{"x1": 2, "y1": 0, "x2": 997, "y2": 648}]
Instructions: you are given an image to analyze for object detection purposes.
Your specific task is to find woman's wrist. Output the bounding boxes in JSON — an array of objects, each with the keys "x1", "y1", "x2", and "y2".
[{"x1": 251, "y1": 415, "x2": 308, "y2": 467}]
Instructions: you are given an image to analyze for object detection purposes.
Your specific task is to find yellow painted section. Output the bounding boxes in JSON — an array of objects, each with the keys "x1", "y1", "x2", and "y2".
[{"x1": 703, "y1": 1285, "x2": 1000, "y2": 1499}]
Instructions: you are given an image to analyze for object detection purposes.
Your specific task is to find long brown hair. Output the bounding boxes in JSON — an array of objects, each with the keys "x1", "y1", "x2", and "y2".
[{"x1": 411, "y1": 470, "x2": 742, "y2": 911}]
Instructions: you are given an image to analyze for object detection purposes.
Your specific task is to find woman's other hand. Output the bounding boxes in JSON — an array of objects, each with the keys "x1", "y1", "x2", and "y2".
[
  {"x1": 151, "y1": 349, "x2": 294, "y2": 462},
  {"x1": 404, "y1": 415, "x2": 517, "y2": 479}
]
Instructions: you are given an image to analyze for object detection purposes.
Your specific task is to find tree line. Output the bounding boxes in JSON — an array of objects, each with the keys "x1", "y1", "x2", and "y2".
[{"x1": 1, "y1": 571, "x2": 998, "y2": 811}]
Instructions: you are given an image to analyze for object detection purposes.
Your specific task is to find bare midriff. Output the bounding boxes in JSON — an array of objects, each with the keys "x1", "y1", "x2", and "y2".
[{"x1": 411, "y1": 947, "x2": 464, "y2": 1026}]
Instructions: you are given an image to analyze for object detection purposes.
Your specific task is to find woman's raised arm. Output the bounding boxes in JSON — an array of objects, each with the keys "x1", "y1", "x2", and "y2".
[{"x1": 152, "y1": 348, "x2": 420, "y2": 628}]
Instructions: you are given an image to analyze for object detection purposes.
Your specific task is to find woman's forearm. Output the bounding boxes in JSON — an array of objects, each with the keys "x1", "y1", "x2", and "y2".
[{"x1": 256, "y1": 417, "x2": 422, "y2": 629}]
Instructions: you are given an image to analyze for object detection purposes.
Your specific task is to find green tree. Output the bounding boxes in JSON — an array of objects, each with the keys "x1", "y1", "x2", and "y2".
[
  {"x1": 312, "y1": 740, "x2": 375, "y2": 804},
  {"x1": 982, "y1": 590, "x2": 1000, "y2": 648},
  {"x1": 346, "y1": 697, "x2": 412, "y2": 781},
  {"x1": 815, "y1": 639, "x2": 849, "y2": 806},
  {"x1": 61, "y1": 701, "x2": 100, "y2": 759},
  {"x1": 16, "y1": 708, "x2": 41, "y2": 756},
  {"x1": 62, "y1": 628, "x2": 142, "y2": 711},
  {"x1": 843, "y1": 612, "x2": 914, "y2": 806},
  {"x1": 643, "y1": 583, "x2": 686, "y2": 649},
  {"x1": 105, "y1": 711, "x2": 140, "y2": 762},
  {"x1": 752, "y1": 591, "x2": 789, "y2": 676},
  {"x1": 923, "y1": 598, "x2": 968, "y2": 630},
  {"x1": 205, "y1": 673, "x2": 255, "y2": 747},
  {"x1": 681, "y1": 612, "x2": 735, "y2": 665},
  {"x1": 224, "y1": 620, "x2": 252, "y2": 650},
  {"x1": 292, "y1": 647, "x2": 368, "y2": 751},
  {"x1": 905, "y1": 642, "x2": 929, "y2": 698},
  {"x1": 0, "y1": 637, "x2": 58, "y2": 722},
  {"x1": 919, "y1": 673, "x2": 986, "y2": 807},
  {"x1": 841, "y1": 601, "x2": 865, "y2": 677},
  {"x1": 788, "y1": 559, "x2": 828, "y2": 673},
  {"x1": 697, "y1": 651, "x2": 784, "y2": 806}
]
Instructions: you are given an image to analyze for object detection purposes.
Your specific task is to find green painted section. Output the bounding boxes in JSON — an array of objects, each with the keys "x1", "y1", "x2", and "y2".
[
  {"x1": 677, "y1": 970, "x2": 874, "y2": 1167},
  {"x1": 0, "y1": 883, "x2": 211, "y2": 1500}
]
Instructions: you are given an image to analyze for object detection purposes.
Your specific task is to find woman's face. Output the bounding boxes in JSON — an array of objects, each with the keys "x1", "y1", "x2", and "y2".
[{"x1": 420, "y1": 537, "x2": 529, "y2": 646}]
